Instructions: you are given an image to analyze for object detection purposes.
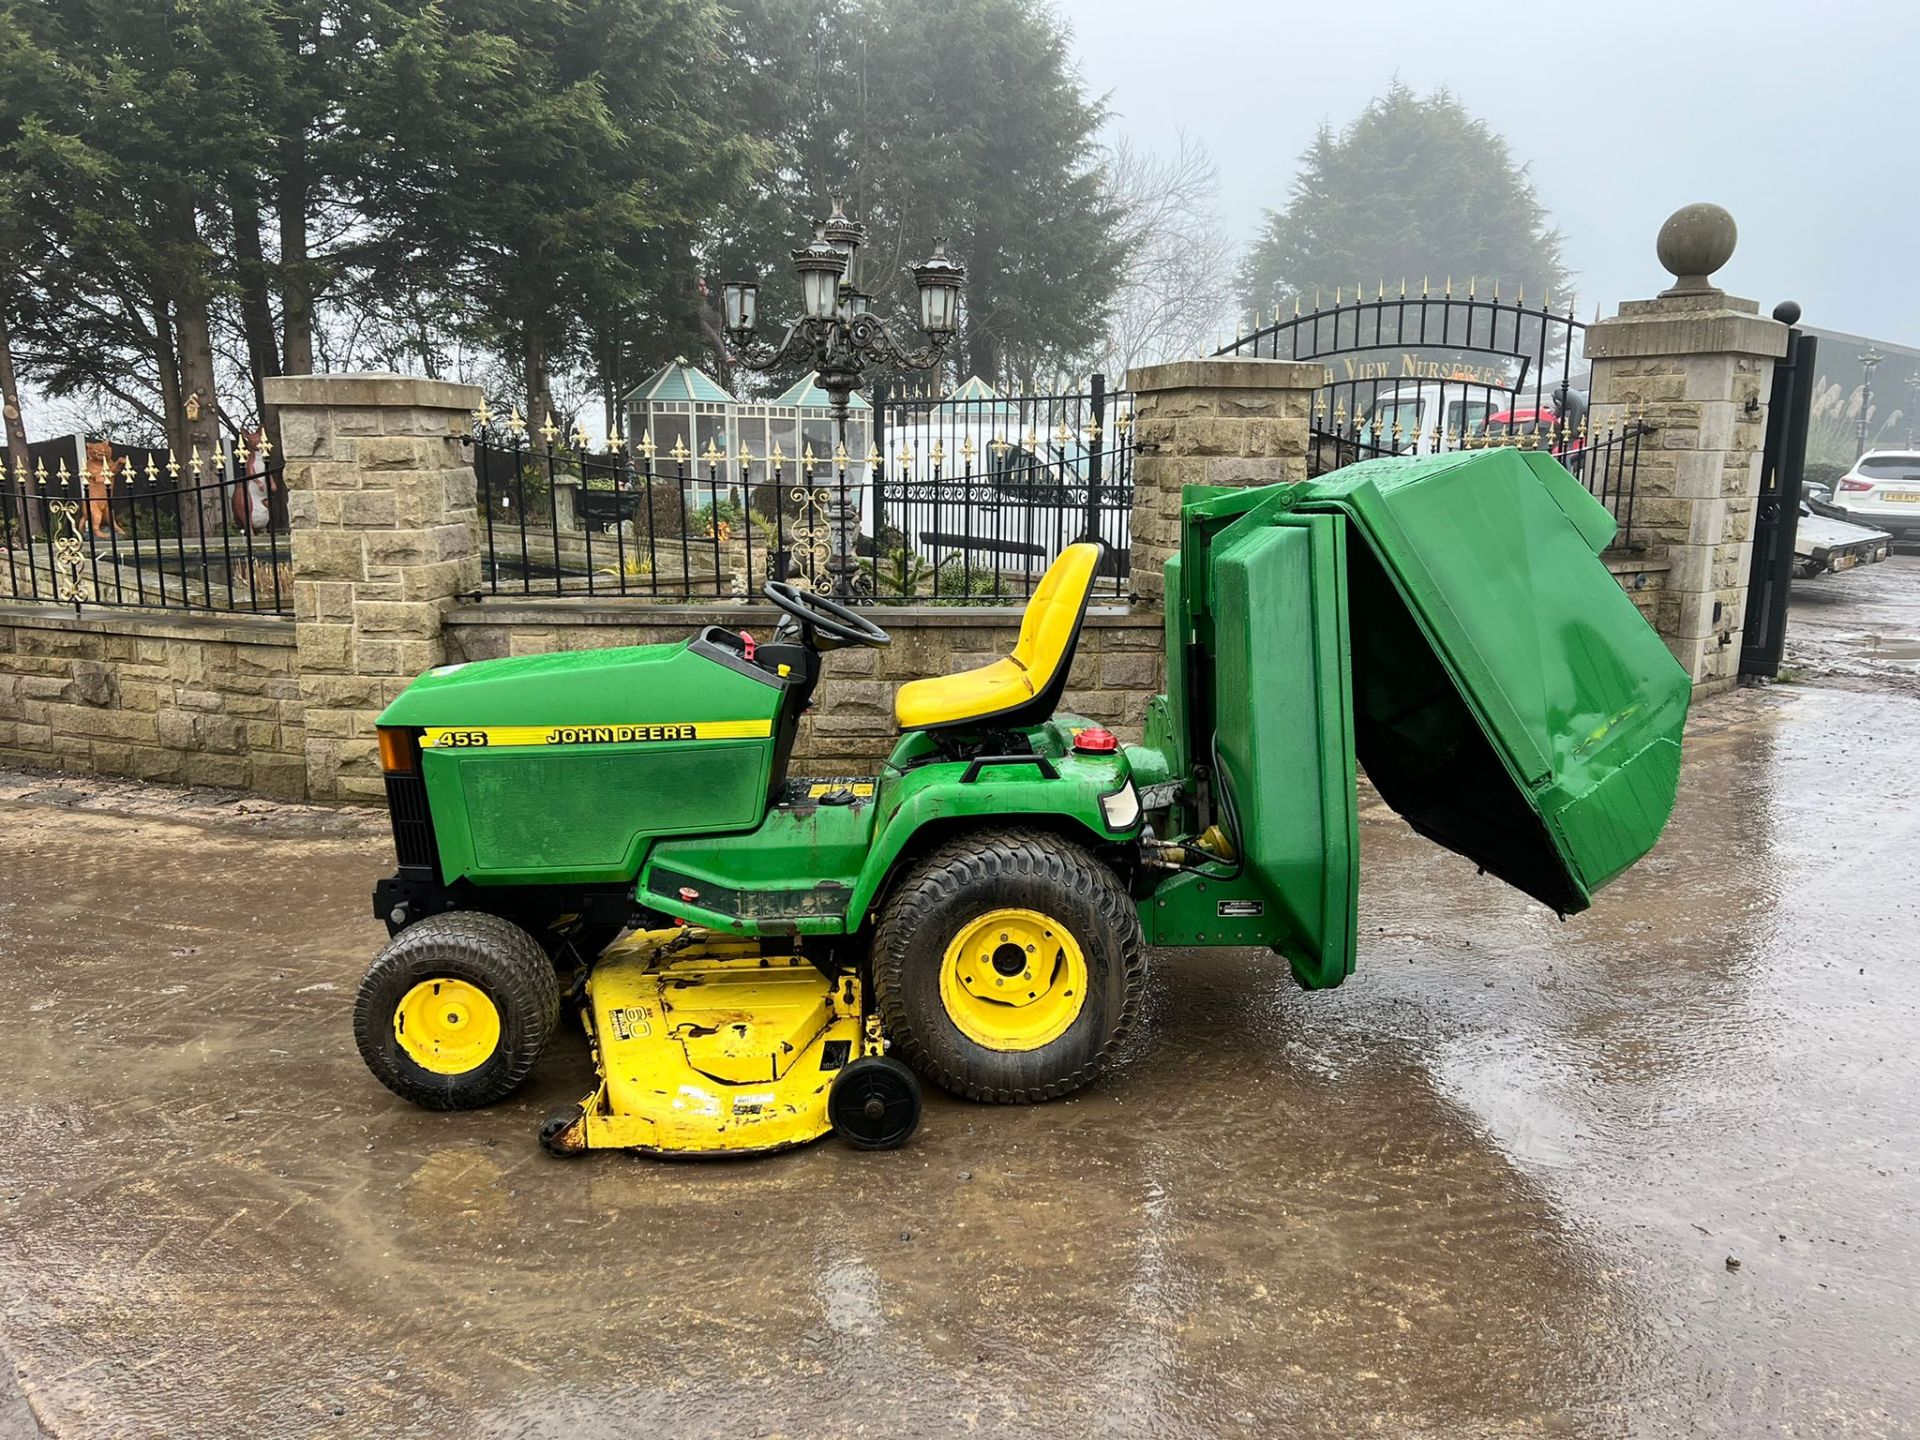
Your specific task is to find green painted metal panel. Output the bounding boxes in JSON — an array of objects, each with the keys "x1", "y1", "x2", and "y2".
[
  {"x1": 1208, "y1": 514, "x2": 1358, "y2": 987},
  {"x1": 844, "y1": 722, "x2": 1132, "y2": 926},
  {"x1": 640, "y1": 798, "x2": 879, "y2": 936},
  {"x1": 382, "y1": 640, "x2": 785, "y2": 885},
  {"x1": 1292, "y1": 448, "x2": 1690, "y2": 911}
]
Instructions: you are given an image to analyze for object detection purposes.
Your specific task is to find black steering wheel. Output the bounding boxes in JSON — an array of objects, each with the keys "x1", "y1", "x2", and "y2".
[{"x1": 763, "y1": 580, "x2": 892, "y2": 650}]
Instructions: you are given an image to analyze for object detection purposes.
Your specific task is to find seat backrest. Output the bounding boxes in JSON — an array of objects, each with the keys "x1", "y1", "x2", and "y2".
[{"x1": 1013, "y1": 542, "x2": 1102, "y2": 688}]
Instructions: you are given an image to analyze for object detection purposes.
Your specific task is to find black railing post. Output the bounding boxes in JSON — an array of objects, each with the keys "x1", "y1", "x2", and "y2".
[
  {"x1": 1083, "y1": 372, "x2": 1105, "y2": 543},
  {"x1": 871, "y1": 380, "x2": 889, "y2": 561}
]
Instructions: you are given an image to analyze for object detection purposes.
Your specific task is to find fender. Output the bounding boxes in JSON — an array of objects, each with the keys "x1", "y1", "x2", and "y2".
[{"x1": 845, "y1": 745, "x2": 1138, "y2": 928}]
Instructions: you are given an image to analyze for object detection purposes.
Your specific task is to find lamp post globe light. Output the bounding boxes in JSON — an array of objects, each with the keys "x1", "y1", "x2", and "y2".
[{"x1": 724, "y1": 201, "x2": 966, "y2": 596}]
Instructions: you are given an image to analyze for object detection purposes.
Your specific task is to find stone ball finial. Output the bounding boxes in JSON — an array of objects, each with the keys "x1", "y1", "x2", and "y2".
[
  {"x1": 1656, "y1": 203, "x2": 1737, "y2": 296},
  {"x1": 1772, "y1": 300, "x2": 1803, "y2": 326}
]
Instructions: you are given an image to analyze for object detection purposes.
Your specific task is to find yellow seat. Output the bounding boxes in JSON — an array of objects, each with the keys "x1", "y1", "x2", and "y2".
[{"x1": 894, "y1": 543, "x2": 1103, "y2": 731}]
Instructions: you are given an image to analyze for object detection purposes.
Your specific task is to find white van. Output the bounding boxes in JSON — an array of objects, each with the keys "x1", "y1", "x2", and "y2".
[{"x1": 1358, "y1": 383, "x2": 1501, "y2": 455}]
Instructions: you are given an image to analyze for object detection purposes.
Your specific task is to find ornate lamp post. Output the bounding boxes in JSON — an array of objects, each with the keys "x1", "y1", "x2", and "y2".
[
  {"x1": 722, "y1": 202, "x2": 965, "y2": 595},
  {"x1": 1857, "y1": 346, "x2": 1884, "y2": 460}
]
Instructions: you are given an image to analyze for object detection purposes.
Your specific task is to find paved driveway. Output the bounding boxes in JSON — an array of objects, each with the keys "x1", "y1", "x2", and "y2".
[{"x1": 1, "y1": 576, "x2": 1917, "y2": 1437}]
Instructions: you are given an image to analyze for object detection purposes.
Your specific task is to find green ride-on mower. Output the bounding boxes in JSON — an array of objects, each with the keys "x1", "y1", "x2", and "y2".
[{"x1": 352, "y1": 446, "x2": 1692, "y2": 1158}]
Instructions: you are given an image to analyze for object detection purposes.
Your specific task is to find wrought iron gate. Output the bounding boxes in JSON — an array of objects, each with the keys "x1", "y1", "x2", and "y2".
[
  {"x1": 1215, "y1": 286, "x2": 1651, "y2": 546},
  {"x1": 1739, "y1": 303, "x2": 1819, "y2": 680}
]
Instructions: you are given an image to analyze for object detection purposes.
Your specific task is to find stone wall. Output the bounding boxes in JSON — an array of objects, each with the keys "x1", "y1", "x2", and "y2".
[
  {"x1": 1126, "y1": 357, "x2": 1322, "y2": 603},
  {"x1": 0, "y1": 606, "x2": 304, "y2": 796},
  {"x1": 266, "y1": 374, "x2": 482, "y2": 803},
  {"x1": 444, "y1": 602, "x2": 1164, "y2": 775},
  {"x1": 1586, "y1": 295, "x2": 1784, "y2": 691}
]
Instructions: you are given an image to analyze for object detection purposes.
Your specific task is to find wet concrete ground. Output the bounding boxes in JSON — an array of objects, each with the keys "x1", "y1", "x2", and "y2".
[
  {"x1": 2, "y1": 569, "x2": 1918, "y2": 1438},
  {"x1": 1782, "y1": 552, "x2": 1920, "y2": 695}
]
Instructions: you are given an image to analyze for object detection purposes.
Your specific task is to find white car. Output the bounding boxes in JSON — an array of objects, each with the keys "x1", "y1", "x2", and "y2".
[{"x1": 1814, "y1": 451, "x2": 1920, "y2": 541}]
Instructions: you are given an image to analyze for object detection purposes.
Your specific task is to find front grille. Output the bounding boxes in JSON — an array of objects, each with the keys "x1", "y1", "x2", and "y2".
[{"x1": 384, "y1": 772, "x2": 437, "y2": 869}]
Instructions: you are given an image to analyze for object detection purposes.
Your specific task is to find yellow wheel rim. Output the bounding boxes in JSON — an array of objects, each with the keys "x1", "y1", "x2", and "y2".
[
  {"x1": 394, "y1": 978, "x2": 502, "y2": 1075},
  {"x1": 938, "y1": 907, "x2": 1088, "y2": 1052}
]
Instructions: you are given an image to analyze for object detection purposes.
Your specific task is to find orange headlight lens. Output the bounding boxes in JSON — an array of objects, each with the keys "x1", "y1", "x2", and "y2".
[{"x1": 377, "y1": 727, "x2": 418, "y2": 775}]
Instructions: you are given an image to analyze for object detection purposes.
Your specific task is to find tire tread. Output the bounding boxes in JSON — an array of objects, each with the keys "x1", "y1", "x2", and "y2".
[{"x1": 870, "y1": 828, "x2": 1145, "y2": 1104}]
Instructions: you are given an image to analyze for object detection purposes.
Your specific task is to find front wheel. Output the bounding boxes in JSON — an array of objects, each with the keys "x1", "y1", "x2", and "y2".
[
  {"x1": 353, "y1": 912, "x2": 561, "y2": 1111},
  {"x1": 871, "y1": 829, "x2": 1145, "y2": 1103}
]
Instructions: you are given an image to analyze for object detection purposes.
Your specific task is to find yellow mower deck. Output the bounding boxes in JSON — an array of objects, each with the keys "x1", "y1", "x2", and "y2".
[{"x1": 542, "y1": 928, "x2": 880, "y2": 1157}]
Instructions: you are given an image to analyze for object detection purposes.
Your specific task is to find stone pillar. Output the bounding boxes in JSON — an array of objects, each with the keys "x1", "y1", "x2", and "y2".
[
  {"x1": 1585, "y1": 205, "x2": 1787, "y2": 692},
  {"x1": 1124, "y1": 357, "x2": 1323, "y2": 604},
  {"x1": 264, "y1": 373, "x2": 482, "y2": 801}
]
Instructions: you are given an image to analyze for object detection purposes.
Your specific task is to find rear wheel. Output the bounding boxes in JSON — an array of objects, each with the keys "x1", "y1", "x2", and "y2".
[
  {"x1": 871, "y1": 829, "x2": 1145, "y2": 1103},
  {"x1": 354, "y1": 912, "x2": 561, "y2": 1111}
]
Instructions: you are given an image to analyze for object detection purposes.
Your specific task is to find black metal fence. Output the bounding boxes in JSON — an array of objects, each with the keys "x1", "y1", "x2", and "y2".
[
  {"x1": 1, "y1": 454, "x2": 291, "y2": 614},
  {"x1": 473, "y1": 377, "x2": 1135, "y2": 605},
  {"x1": 1218, "y1": 287, "x2": 1652, "y2": 547}
]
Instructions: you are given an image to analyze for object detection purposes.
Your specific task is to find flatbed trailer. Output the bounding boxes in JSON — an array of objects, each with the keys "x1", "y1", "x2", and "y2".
[{"x1": 1795, "y1": 512, "x2": 1893, "y2": 578}]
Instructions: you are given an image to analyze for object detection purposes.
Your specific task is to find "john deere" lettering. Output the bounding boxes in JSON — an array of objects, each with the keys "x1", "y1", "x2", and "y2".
[{"x1": 547, "y1": 724, "x2": 697, "y2": 745}]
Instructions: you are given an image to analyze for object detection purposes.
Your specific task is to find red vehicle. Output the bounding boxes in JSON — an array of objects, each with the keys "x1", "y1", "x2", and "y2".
[{"x1": 1486, "y1": 401, "x2": 1586, "y2": 469}]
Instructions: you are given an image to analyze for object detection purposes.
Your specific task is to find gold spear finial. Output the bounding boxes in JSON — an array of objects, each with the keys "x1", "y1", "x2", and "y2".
[
  {"x1": 540, "y1": 413, "x2": 560, "y2": 444},
  {"x1": 769, "y1": 440, "x2": 785, "y2": 469},
  {"x1": 833, "y1": 441, "x2": 849, "y2": 468},
  {"x1": 990, "y1": 434, "x2": 1010, "y2": 458},
  {"x1": 669, "y1": 435, "x2": 690, "y2": 462},
  {"x1": 961, "y1": 435, "x2": 977, "y2": 464},
  {"x1": 473, "y1": 398, "x2": 492, "y2": 426},
  {"x1": 606, "y1": 427, "x2": 623, "y2": 453},
  {"x1": 929, "y1": 440, "x2": 945, "y2": 468},
  {"x1": 507, "y1": 407, "x2": 527, "y2": 437},
  {"x1": 802, "y1": 441, "x2": 817, "y2": 468}
]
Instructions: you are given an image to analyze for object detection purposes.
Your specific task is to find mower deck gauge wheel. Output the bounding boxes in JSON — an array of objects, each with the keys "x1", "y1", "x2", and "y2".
[{"x1": 828, "y1": 1056, "x2": 923, "y2": 1150}]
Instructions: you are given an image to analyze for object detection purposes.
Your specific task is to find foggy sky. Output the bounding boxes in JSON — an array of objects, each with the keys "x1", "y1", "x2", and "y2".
[{"x1": 1055, "y1": 0, "x2": 1920, "y2": 346}]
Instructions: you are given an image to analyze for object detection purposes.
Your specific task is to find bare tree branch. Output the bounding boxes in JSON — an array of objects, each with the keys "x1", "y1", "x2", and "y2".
[{"x1": 1092, "y1": 132, "x2": 1237, "y2": 380}]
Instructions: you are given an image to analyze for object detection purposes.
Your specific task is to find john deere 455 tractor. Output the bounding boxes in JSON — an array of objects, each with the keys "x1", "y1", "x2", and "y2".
[{"x1": 353, "y1": 447, "x2": 1690, "y2": 1157}]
